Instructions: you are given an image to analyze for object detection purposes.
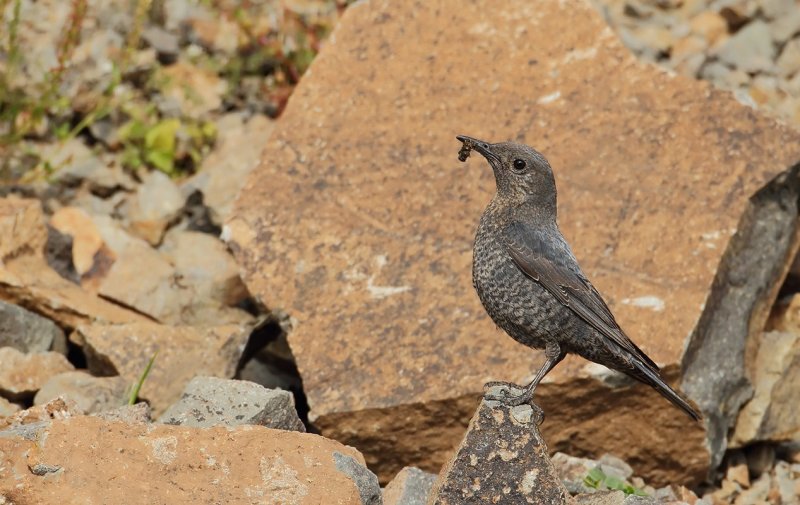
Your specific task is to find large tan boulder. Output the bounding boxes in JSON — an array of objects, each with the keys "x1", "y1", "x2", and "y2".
[
  {"x1": 0, "y1": 414, "x2": 379, "y2": 505},
  {"x1": 226, "y1": 0, "x2": 800, "y2": 485}
]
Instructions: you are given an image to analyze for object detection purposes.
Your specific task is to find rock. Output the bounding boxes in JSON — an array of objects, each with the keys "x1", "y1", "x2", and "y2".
[
  {"x1": 0, "y1": 300, "x2": 65, "y2": 353},
  {"x1": 777, "y1": 38, "x2": 800, "y2": 77},
  {"x1": 698, "y1": 61, "x2": 749, "y2": 89},
  {"x1": 762, "y1": 0, "x2": 797, "y2": 19},
  {"x1": 33, "y1": 371, "x2": 128, "y2": 414},
  {"x1": 0, "y1": 348, "x2": 75, "y2": 400},
  {"x1": 428, "y1": 388, "x2": 569, "y2": 504},
  {"x1": 162, "y1": 63, "x2": 227, "y2": 119},
  {"x1": 731, "y1": 328, "x2": 800, "y2": 446},
  {"x1": 124, "y1": 170, "x2": 185, "y2": 245},
  {"x1": 70, "y1": 323, "x2": 250, "y2": 415},
  {"x1": 715, "y1": 20, "x2": 776, "y2": 73},
  {"x1": 158, "y1": 376, "x2": 305, "y2": 431},
  {"x1": 97, "y1": 238, "x2": 178, "y2": 321},
  {"x1": 97, "y1": 229, "x2": 251, "y2": 325},
  {"x1": 0, "y1": 198, "x2": 147, "y2": 329},
  {"x1": 158, "y1": 230, "x2": 251, "y2": 320},
  {"x1": 0, "y1": 414, "x2": 372, "y2": 504},
  {"x1": 382, "y1": 467, "x2": 437, "y2": 505},
  {"x1": 0, "y1": 397, "x2": 21, "y2": 417},
  {"x1": 142, "y1": 25, "x2": 180, "y2": 64},
  {"x1": 93, "y1": 402, "x2": 151, "y2": 424},
  {"x1": 49, "y1": 207, "x2": 106, "y2": 276},
  {"x1": 182, "y1": 113, "x2": 275, "y2": 224},
  {"x1": 186, "y1": 17, "x2": 242, "y2": 54},
  {"x1": 771, "y1": 10, "x2": 800, "y2": 44},
  {"x1": 333, "y1": 451, "x2": 383, "y2": 505},
  {"x1": 0, "y1": 397, "x2": 83, "y2": 431},
  {"x1": 226, "y1": 0, "x2": 800, "y2": 485}
]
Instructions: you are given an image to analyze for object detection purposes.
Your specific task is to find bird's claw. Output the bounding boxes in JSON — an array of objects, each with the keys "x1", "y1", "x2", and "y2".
[{"x1": 483, "y1": 381, "x2": 546, "y2": 424}]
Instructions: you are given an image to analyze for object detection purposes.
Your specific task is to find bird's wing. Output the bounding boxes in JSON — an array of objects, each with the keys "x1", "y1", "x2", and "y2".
[{"x1": 503, "y1": 220, "x2": 660, "y2": 372}]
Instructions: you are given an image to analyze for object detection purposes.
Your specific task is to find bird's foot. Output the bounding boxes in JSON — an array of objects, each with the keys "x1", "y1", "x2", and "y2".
[
  {"x1": 483, "y1": 381, "x2": 535, "y2": 406},
  {"x1": 483, "y1": 381, "x2": 545, "y2": 424}
]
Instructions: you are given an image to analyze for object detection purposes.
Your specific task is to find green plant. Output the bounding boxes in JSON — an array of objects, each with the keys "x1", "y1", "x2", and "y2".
[
  {"x1": 583, "y1": 467, "x2": 648, "y2": 496},
  {"x1": 128, "y1": 351, "x2": 158, "y2": 405}
]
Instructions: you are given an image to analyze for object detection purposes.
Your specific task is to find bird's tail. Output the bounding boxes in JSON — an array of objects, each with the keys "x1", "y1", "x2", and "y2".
[{"x1": 631, "y1": 359, "x2": 702, "y2": 421}]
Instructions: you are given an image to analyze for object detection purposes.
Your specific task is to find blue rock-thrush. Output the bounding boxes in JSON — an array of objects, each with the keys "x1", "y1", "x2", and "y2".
[{"x1": 458, "y1": 135, "x2": 701, "y2": 421}]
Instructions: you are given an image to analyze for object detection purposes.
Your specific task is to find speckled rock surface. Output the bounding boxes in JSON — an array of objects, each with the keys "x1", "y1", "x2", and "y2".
[
  {"x1": 0, "y1": 415, "x2": 371, "y2": 505},
  {"x1": 383, "y1": 467, "x2": 437, "y2": 505},
  {"x1": 226, "y1": 0, "x2": 800, "y2": 485},
  {"x1": 428, "y1": 387, "x2": 569, "y2": 504},
  {"x1": 158, "y1": 376, "x2": 305, "y2": 432}
]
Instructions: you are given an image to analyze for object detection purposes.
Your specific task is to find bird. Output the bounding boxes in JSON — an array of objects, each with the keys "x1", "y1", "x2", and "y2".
[{"x1": 458, "y1": 135, "x2": 701, "y2": 421}]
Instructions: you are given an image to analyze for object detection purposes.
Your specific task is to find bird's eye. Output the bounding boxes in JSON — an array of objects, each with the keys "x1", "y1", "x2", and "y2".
[{"x1": 513, "y1": 159, "x2": 526, "y2": 171}]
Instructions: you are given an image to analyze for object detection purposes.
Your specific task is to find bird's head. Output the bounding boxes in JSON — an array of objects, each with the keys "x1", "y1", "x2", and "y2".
[{"x1": 457, "y1": 135, "x2": 557, "y2": 217}]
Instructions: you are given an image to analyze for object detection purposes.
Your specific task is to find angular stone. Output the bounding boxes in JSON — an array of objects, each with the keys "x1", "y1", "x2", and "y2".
[
  {"x1": 0, "y1": 300, "x2": 65, "y2": 353},
  {"x1": 70, "y1": 323, "x2": 249, "y2": 415},
  {"x1": 124, "y1": 170, "x2": 185, "y2": 246},
  {"x1": 0, "y1": 415, "x2": 370, "y2": 504},
  {"x1": 97, "y1": 230, "x2": 250, "y2": 325},
  {"x1": 226, "y1": 0, "x2": 800, "y2": 485},
  {"x1": 33, "y1": 371, "x2": 128, "y2": 414},
  {"x1": 731, "y1": 330, "x2": 800, "y2": 446},
  {"x1": 182, "y1": 113, "x2": 275, "y2": 224},
  {"x1": 158, "y1": 376, "x2": 305, "y2": 431},
  {"x1": 0, "y1": 348, "x2": 75, "y2": 400},
  {"x1": 93, "y1": 402, "x2": 151, "y2": 424},
  {"x1": 158, "y1": 230, "x2": 251, "y2": 319},
  {"x1": 771, "y1": 10, "x2": 800, "y2": 44},
  {"x1": 0, "y1": 397, "x2": 21, "y2": 418},
  {"x1": 383, "y1": 467, "x2": 437, "y2": 505},
  {"x1": 49, "y1": 207, "x2": 106, "y2": 276},
  {"x1": 715, "y1": 20, "x2": 776, "y2": 73},
  {"x1": 0, "y1": 397, "x2": 83, "y2": 432},
  {"x1": 429, "y1": 389, "x2": 569, "y2": 504},
  {"x1": 574, "y1": 490, "x2": 656, "y2": 504},
  {"x1": 777, "y1": 38, "x2": 800, "y2": 77}
]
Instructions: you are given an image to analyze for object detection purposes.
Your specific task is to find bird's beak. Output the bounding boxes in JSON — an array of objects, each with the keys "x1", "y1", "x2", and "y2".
[{"x1": 456, "y1": 135, "x2": 500, "y2": 164}]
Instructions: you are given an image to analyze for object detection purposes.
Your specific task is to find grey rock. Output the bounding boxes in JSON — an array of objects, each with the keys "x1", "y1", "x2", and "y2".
[
  {"x1": 699, "y1": 62, "x2": 749, "y2": 90},
  {"x1": 382, "y1": 467, "x2": 436, "y2": 505},
  {"x1": 158, "y1": 376, "x2": 305, "y2": 431},
  {"x1": 0, "y1": 397, "x2": 21, "y2": 417},
  {"x1": 0, "y1": 300, "x2": 65, "y2": 353},
  {"x1": 142, "y1": 25, "x2": 180, "y2": 64},
  {"x1": 681, "y1": 168, "x2": 800, "y2": 474},
  {"x1": 715, "y1": 20, "x2": 776, "y2": 73},
  {"x1": 34, "y1": 371, "x2": 128, "y2": 414},
  {"x1": 333, "y1": 451, "x2": 382, "y2": 505},
  {"x1": 429, "y1": 387, "x2": 569, "y2": 504},
  {"x1": 777, "y1": 38, "x2": 800, "y2": 77},
  {"x1": 762, "y1": 0, "x2": 797, "y2": 19},
  {"x1": 93, "y1": 402, "x2": 152, "y2": 424},
  {"x1": 771, "y1": 10, "x2": 800, "y2": 43}
]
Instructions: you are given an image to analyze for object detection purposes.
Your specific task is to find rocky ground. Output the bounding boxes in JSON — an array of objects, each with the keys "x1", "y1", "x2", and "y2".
[{"x1": 1, "y1": 0, "x2": 800, "y2": 504}]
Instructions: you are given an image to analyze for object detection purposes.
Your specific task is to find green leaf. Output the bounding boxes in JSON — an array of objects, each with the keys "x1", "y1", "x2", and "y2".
[
  {"x1": 146, "y1": 149, "x2": 174, "y2": 174},
  {"x1": 604, "y1": 476, "x2": 626, "y2": 491},
  {"x1": 128, "y1": 351, "x2": 157, "y2": 406},
  {"x1": 144, "y1": 118, "x2": 179, "y2": 154}
]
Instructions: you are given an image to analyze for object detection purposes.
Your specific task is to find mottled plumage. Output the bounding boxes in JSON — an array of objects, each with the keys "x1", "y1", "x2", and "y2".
[{"x1": 459, "y1": 135, "x2": 701, "y2": 421}]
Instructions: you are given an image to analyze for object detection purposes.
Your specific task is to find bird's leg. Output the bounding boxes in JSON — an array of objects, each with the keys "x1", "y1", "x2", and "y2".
[{"x1": 484, "y1": 341, "x2": 565, "y2": 407}]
